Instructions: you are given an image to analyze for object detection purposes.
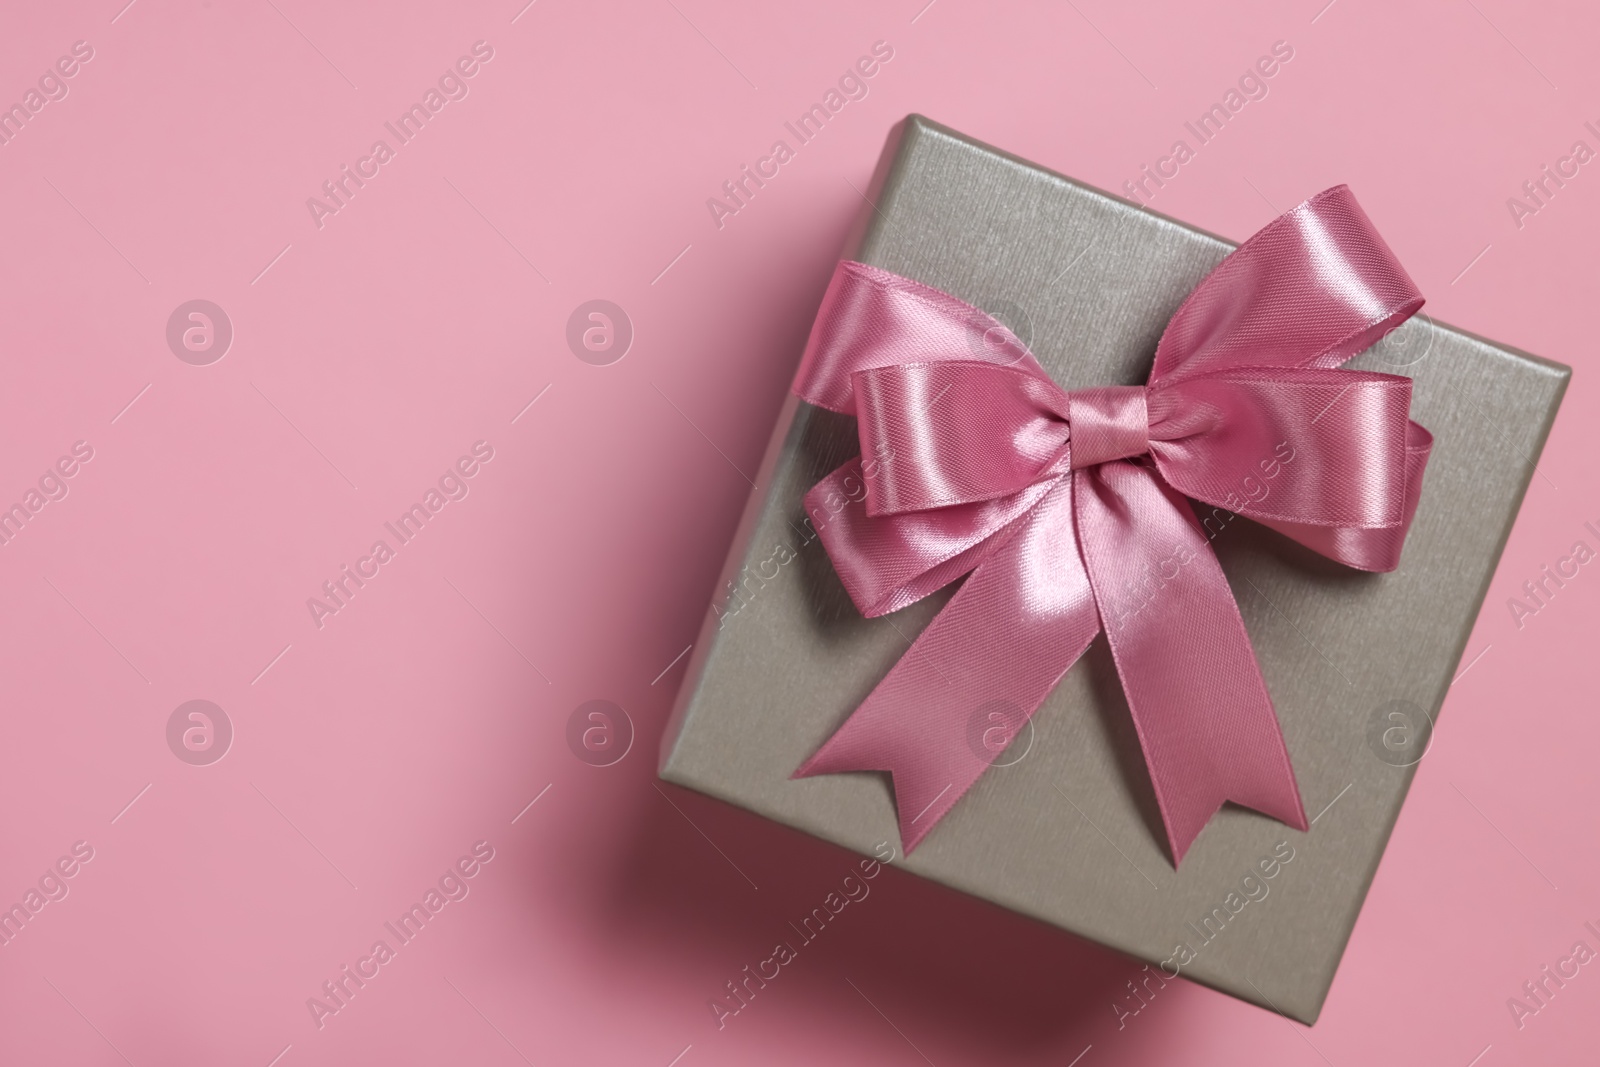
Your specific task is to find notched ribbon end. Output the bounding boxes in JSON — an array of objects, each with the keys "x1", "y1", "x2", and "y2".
[
  {"x1": 792, "y1": 737, "x2": 976, "y2": 856},
  {"x1": 1164, "y1": 787, "x2": 1311, "y2": 868}
]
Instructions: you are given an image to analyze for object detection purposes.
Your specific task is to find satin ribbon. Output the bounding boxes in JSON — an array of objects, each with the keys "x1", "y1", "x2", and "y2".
[{"x1": 790, "y1": 185, "x2": 1431, "y2": 864}]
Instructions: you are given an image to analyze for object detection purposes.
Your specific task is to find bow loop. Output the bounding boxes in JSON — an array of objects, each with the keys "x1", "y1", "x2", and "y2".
[
  {"x1": 1153, "y1": 185, "x2": 1424, "y2": 384},
  {"x1": 852, "y1": 360, "x2": 1070, "y2": 517},
  {"x1": 794, "y1": 261, "x2": 1048, "y2": 414},
  {"x1": 1146, "y1": 368, "x2": 1417, "y2": 531}
]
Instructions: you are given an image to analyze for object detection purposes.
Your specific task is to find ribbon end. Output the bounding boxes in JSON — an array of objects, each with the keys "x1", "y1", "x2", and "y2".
[
  {"x1": 1163, "y1": 806, "x2": 1212, "y2": 869},
  {"x1": 1163, "y1": 789, "x2": 1309, "y2": 868},
  {"x1": 1283, "y1": 797, "x2": 1310, "y2": 834},
  {"x1": 792, "y1": 742, "x2": 878, "y2": 781},
  {"x1": 791, "y1": 752, "x2": 916, "y2": 854},
  {"x1": 899, "y1": 816, "x2": 931, "y2": 856},
  {"x1": 793, "y1": 741, "x2": 969, "y2": 857},
  {"x1": 896, "y1": 776, "x2": 966, "y2": 855}
]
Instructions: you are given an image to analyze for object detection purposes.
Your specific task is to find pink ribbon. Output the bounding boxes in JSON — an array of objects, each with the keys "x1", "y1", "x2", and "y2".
[{"x1": 790, "y1": 185, "x2": 1431, "y2": 864}]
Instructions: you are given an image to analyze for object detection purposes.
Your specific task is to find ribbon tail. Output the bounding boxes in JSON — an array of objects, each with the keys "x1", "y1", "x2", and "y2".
[
  {"x1": 1074, "y1": 462, "x2": 1308, "y2": 865},
  {"x1": 794, "y1": 477, "x2": 1101, "y2": 853}
]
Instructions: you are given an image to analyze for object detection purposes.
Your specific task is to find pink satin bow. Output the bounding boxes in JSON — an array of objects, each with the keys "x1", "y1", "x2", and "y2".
[{"x1": 791, "y1": 185, "x2": 1431, "y2": 864}]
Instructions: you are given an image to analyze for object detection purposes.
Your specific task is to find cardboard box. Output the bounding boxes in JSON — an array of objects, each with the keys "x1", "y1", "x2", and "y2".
[{"x1": 659, "y1": 115, "x2": 1569, "y2": 1022}]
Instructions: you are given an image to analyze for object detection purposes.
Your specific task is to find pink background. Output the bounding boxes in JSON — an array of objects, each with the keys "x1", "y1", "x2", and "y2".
[{"x1": 0, "y1": 1, "x2": 1595, "y2": 1064}]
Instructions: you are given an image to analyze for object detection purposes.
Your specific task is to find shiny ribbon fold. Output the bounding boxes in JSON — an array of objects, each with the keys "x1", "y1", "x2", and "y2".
[{"x1": 790, "y1": 185, "x2": 1431, "y2": 864}]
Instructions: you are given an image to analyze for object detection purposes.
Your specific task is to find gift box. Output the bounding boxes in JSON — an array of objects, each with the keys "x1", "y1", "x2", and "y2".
[{"x1": 659, "y1": 115, "x2": 1568, "y2": 1022}]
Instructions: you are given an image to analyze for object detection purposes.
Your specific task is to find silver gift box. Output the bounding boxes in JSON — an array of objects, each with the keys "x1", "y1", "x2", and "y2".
[{"x1": 659, "y1": 115, "x2": 1569, "y2": 1022}]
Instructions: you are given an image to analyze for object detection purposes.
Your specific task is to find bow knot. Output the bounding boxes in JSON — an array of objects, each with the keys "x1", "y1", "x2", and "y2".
[
  {"x1": 1065, "y1": 386, "x2": 1150, "y2": 468},
  {"x1": 788, "y1": 185, "x2": 1432, "y2": 864}
]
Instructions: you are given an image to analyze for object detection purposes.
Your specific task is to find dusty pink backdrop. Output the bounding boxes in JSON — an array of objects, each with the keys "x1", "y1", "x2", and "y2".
[{"x1": 0, "y1": 1, "x2": 1594, "y2": 1064}]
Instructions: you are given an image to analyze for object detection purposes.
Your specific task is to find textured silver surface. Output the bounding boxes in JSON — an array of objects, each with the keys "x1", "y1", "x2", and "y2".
[{"x1": 659, "y1": 115, "x2": 1569, "y2": 1023}]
